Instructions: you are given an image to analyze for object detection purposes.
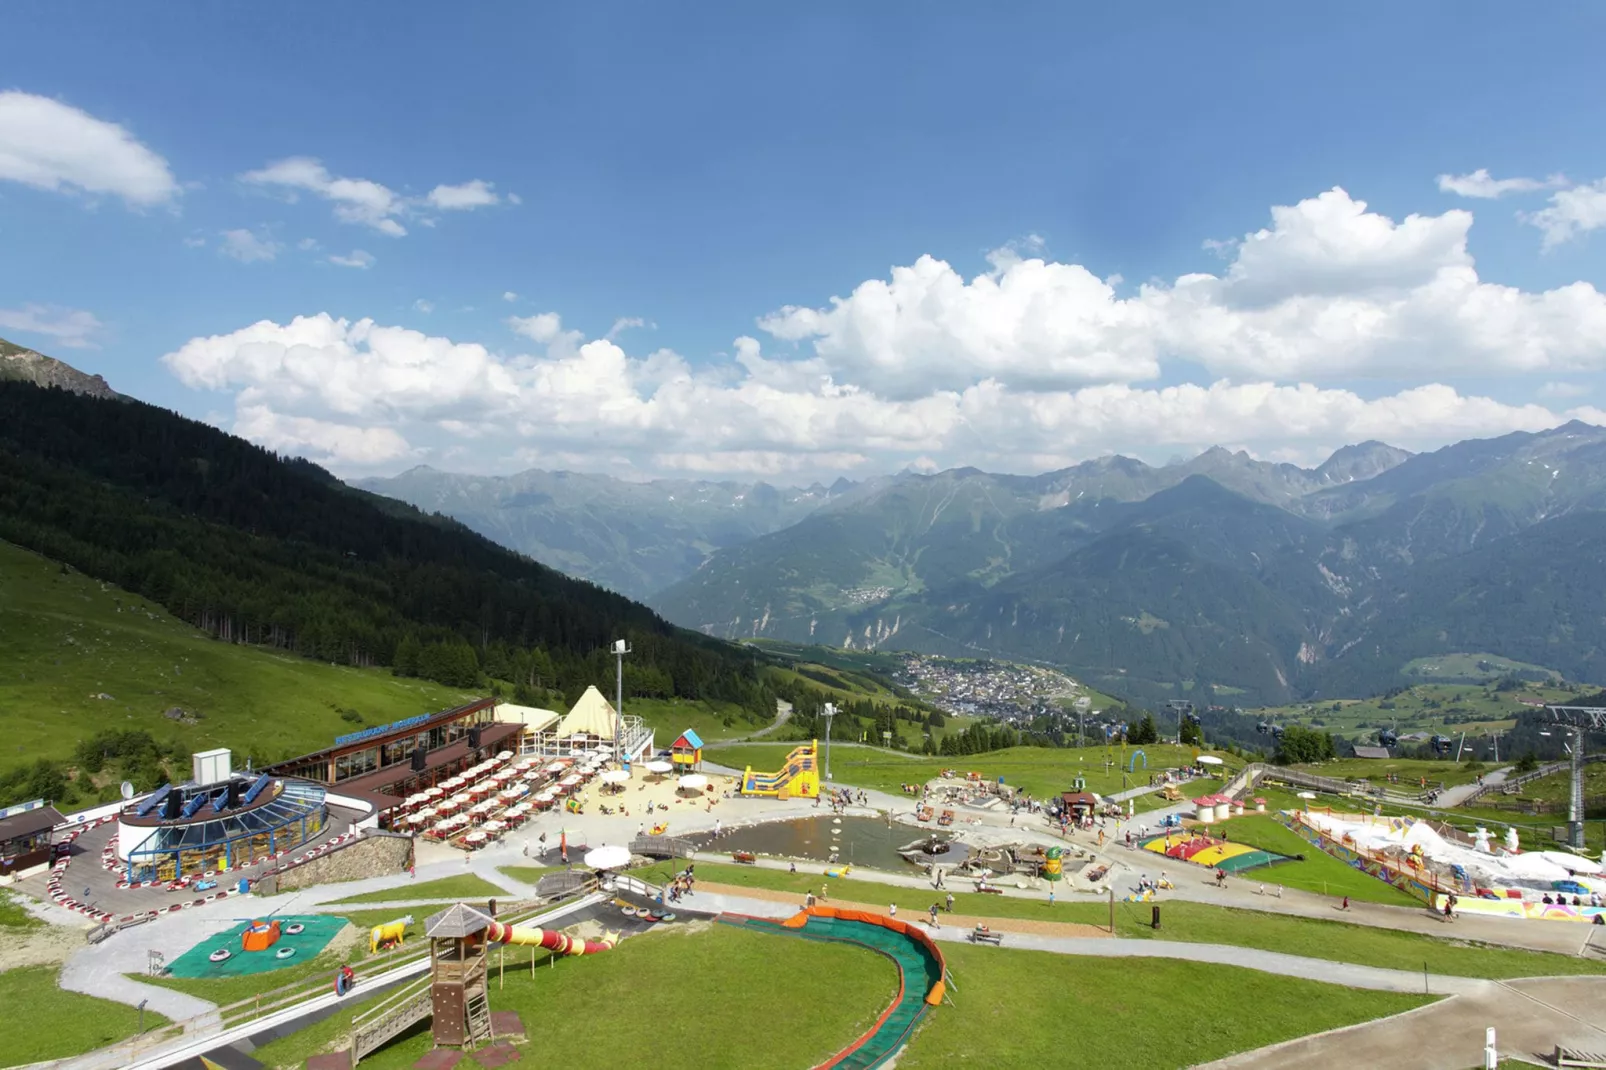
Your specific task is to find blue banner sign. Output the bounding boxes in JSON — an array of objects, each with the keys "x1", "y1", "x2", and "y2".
[{"x1": 335, "y1": 712, "x2": 434, "y2": 748}]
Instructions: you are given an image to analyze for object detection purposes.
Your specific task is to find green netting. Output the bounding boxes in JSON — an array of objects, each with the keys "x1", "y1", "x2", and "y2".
[
  {"x1": 1217, "y1": 849, "x2": 1287, "y2": 874},
  {"x1": 719, "y1": 914, "x2": 942, "y2": 1069},
  {"x1": 166, "y1": 914, "x2": 347, "y2": 978}
]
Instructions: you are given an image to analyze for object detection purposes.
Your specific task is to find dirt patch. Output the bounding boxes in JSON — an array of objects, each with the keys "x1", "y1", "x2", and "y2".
[
  {"x1": 695, "y1": 881, "x2": 1110, "y2": 938},
  {"x1": 0, "y1": 921, "x2": 90, "y2": 971},
  {"x1": 326, "y1": 921, "x2": 359, "y2": 957}
]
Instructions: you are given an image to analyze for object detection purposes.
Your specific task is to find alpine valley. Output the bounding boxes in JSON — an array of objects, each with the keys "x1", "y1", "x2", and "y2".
[{"x1": 638, "y1": 425, "x2": 1606, "y2": 706}]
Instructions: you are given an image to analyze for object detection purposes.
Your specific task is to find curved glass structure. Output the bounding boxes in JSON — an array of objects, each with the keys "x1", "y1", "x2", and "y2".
[{"x1": 120, "y1": 779, "x2": 328, "y2": 882}]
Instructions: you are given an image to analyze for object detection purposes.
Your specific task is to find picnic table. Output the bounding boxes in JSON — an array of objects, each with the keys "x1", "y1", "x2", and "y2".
[{"x1": 968, "y1": 926, "x2": 1003, "y2": 946}]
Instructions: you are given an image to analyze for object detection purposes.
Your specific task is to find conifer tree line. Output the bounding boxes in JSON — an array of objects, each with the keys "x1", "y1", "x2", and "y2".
[{"x1": 0, "y1": 382, "x2": 777, "y2": 714}]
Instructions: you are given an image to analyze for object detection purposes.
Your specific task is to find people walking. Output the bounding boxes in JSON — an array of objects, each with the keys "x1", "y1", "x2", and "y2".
[
  {"x1": 929, "y1": 903, "x2": 940, "y2": 928},
  {"x1": 946, "y1": 892, "x2": 955, "y2": 913}
]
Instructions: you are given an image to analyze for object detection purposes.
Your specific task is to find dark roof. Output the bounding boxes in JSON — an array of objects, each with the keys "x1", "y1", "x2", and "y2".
[
  {"x1": 337, "y1": 722, "x2": 522, "y2": 798},
  {"x1": 0, "y1": 804, "x2": 64, "y2": 843},
  {"x1": 265, "y1": 698, "x2": 497, "y2": 773},
  {"x1": 1351, "y1": 745, "x2": 1393, "y2": 760},
  {"x1": 1060, "y1": 792, "x2": 1099, "y2": 808}
]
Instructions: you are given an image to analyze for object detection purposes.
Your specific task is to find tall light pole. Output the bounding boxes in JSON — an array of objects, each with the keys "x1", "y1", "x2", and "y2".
[
  {"x1": 612, "y1": 639, "x2": 630, "y2": 764},
  {"x1": 822, "y1": 703, "x2": 836, "y2": 781}
]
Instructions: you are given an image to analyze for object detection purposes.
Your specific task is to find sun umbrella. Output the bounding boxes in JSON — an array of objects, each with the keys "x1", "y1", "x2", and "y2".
[
  {"x1": 645, "y1": 760, "x2": 673, "y2": 774},
  {"x1": 601, "y1": 769, "x2": 631, "y2": 784},
  {"x1": 425, "y1": 786, "x2": 444, "y2": 798},
  {"x1": 497, "y1": 750, "x2": 513, "y2": 760},
  {"x1": 483, "y1": 820, "x2": 505, "y2": 833},
  {"x1": 1196, "y1": 755, "x2": 1224, "y2": 766},
  {"x1": 413, "y1": 806, "x2": 437, "y2": 821},
  {"x1": 679, "y1": 774, "x2": 709, "y2": 791},
  {"x1": 545, "y1": 762, "x2": 568, "y2": 773},
  {"x1": 442, "y1": 777, "x2": 465, "y2": 789},
  {"x1": 500, "y1": 787, "x2": 525, "y2": 800},
  {"x1": 464, "y1": 830, "x2": 487, "y2": 844},
  {"x1": 560, "y1": 775, "x2": 582, "y2": 787},
  {"x1": 584, "y1": 845, "x2": 633, "y2": 870},
  {"x1": 404, "y1": 793, "x2": 430, "y2": 806}
]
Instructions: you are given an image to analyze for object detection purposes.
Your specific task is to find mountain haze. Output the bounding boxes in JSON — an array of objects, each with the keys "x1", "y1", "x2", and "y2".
[{"x1": 355, "y1": 466, "x2": 850, "y2": 599}]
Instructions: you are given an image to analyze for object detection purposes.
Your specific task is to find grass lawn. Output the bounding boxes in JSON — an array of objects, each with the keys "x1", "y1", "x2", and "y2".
[
  {"x1": 1208, "y1": 814, "x2": 1422, "y2": 906},
  {"x1": 496, "y1": 864, "x2": 565, "y2": 887},
  {"x1": 0, "y1": 539, "x2": 476, "y2": 781},
  {"x1": 252, "y1": 922, "x2": 897, "y2": 1070},
  {"x1": 1252, "y1": 678, "x2": 1580, "y2": 744},
  {"x1": 0, "y1": 889, "x2": 41, "y2": 929},
  {"x1": 1286, "y1": 756, "x2": 1486, "y2": 789},
  {"x1": 703, "y1": 743, "x2": 1241, "y2": 800},
  {"x1": 323, "y1": 873, "x2": 510, "y2": 905},
  {"x1": 625, "y1": 695, "x2": 776, "y2": 743},
  {"x1": 898, "y1": 944, "x2": 1435, "y2": 1069},
  {"x1": 640, "y1": 862, "x2": 1606, "y2": 980},
  {"x1": 138, "y1": 940, "x2": 357, "y2": 1005},
  {"x1": 0, "y1": 965, "x2": 170, "y2": 1062}
]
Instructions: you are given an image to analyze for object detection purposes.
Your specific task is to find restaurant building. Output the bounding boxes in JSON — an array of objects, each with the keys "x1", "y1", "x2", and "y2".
[{"x1": 0, "y1": 799, "x2": 65, "y2": 882}]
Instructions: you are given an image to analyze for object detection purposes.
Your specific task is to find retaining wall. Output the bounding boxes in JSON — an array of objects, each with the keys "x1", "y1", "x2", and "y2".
[{"x1": 256, "y1": 830, "x2": 413, "y2": 895}]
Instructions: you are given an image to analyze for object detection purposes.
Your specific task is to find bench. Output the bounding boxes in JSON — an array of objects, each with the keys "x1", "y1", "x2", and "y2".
[
  {"x1": 1557, "y1": 1048, "x2": 1606, "y2": 1069},
  {"x1": 968, "y1": 929, "x2": 1003, "y2": 946}
]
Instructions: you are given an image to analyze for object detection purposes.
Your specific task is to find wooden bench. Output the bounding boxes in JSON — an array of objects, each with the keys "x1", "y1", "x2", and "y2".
[
  {"x1": 1557, "y1": 1047, "x2": 1606, "y2": 1069},
  {"x1": 968, "y1": 929, "x2": 1003, "y2": 946}
]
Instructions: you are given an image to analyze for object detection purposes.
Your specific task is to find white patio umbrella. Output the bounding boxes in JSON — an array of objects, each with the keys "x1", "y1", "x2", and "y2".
[
  {"x1": 497, "y1": 750, "x2": 514, "y2": 760},
  {"x1": 413, "y1": 806, "x2": 437, "y2": 822},
  {"x1": 545, "y1": 762, "x2": 568, "y2": 773},
  {"x1": 404, "y1": 793, "x2": 430, "y2": 806},
  {"x1": 601, "y1": 770, "x2": 631, "y2": 784},
  {"x1": 645, "y1": 760, "x2": 673, "y2": 775},
  {"x1": 425, "y1": 786, "x2": 445, "y2": 798},
  {"x1": 464, "y1": 830, "x2": 487, "y2": 845},
  {"x1": 678, "y1": 774, "x2": 709, "y2": 791},
  {"x1": 584, "y1": 845, "x2": 633, "y2": 870},
  {"x1": 560, "y1": 775, "x2": 582, "y2": 787},
  {"x1": 1196, "y1": 755, "x2": 1224, "y2": 766},
  {"x1": 500, "y1": 787, "x2": 526, "y2": 800},
  {"x1": 442, "y1": 777, "x2": 465, "y2": 789}
]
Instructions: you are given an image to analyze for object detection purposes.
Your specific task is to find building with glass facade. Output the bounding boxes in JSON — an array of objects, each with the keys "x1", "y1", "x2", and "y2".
[{"x1": 116, "y1": 775, "x2": 327, "y2": 882}]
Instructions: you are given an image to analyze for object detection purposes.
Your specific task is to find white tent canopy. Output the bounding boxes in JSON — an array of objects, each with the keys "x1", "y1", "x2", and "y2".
[
  {"x1": 557, "y1": 686, "x2": 620, "y2": 741},
  {"x1": 678, "y1": 774, "x2": 709, "y2": 791}
]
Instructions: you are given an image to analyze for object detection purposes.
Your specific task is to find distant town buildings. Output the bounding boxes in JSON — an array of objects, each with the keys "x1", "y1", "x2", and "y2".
[{"x1": 895, "y1": 654, "x2": 1081, "y2": 726}]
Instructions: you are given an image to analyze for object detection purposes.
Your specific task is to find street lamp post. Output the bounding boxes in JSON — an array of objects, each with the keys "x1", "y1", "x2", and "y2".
[
  {"x1": 822, "y1": 703, "x2": 836, "y2": 781},
  {"x1": 612, "y1": 640, "x2": 630, "y2": 764}
]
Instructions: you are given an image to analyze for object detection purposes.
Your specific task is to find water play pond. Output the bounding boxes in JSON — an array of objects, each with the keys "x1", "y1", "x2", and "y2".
[{"x1": 691, "y1": 816, "x2": 973, "y2": 871}]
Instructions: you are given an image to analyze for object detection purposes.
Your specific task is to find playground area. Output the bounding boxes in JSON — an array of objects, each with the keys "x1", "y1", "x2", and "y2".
[
  {"x1": 1141, "y1": 830, "x2": 1295, "y2": 875},
  {"x1": 164, "y1": 914, "x2": 347, "y2": 979}
]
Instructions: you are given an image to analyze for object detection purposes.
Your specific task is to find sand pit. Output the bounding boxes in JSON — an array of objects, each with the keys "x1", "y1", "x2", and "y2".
[{"x1": 566, "y1": 765, "x2": 740, "y2": 834}]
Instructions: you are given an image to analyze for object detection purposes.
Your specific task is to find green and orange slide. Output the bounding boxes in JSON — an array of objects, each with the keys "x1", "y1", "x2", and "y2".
[{"x1": 719, "y1": 906, "x2": 947, "y2": 1069}]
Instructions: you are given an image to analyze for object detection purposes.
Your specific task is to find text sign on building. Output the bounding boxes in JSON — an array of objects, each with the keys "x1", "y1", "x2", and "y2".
[
  {"x1": 335, "y1": 712, "x2": 434, "y2": 748},
  {"x1": 0, "y1": 799, "x2": 47, "y2": 820}
]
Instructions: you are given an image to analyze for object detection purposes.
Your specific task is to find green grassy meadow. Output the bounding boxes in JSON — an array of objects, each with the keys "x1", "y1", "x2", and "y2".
[
  {"x1": 898, "y1": 945, "x2": 1434, "y2": 1069},
  {"x1": 0, "y1": 965, "x2": 170, "y2": 1063},
  {"x1": 0, "y1": 539, "x2": 476, "y2": 779},
  {"x1": 323, "y1": 873, "x2": 509, "y2": 905},
  {"x1": 705, "y1": 742, "x2": 1241, "y2": 800},
  {"x1": 1253, "y1": 679, "x2": 1580, "y2": 743},
  {"x1": 250, "y1": 922, "x2": 896, "y2": 1070}
]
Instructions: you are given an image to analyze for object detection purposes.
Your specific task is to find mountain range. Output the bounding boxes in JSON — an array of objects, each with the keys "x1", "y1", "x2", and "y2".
[
  {"x1": 646, "y1": 425, "x2": 1606, "y2": 704},
  {"x1": 354, "y1": 467, "x2": 856, "y2": 599},
  {"x1": 16, "y1": 336, "x2": 1605, "y2": 709}
]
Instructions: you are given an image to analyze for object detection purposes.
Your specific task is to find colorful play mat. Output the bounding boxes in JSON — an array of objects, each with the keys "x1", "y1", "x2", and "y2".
[
  {"x1": 1141, "y1": 831, "x2": 1293, "y2": 874},
  {"x1": 166, "y1": 914, "x2": 347, "y2": 979}
]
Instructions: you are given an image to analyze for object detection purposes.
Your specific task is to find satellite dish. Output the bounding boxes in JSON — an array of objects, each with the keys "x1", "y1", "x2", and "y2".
[{"x1": 120, "y1": 781, "x2": 135, "y2": 800}]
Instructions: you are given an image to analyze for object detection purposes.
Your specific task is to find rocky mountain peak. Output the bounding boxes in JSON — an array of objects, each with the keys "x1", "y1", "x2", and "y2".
[{"x1": 0, "y1": 338, "x2": 119, "y2": 400}]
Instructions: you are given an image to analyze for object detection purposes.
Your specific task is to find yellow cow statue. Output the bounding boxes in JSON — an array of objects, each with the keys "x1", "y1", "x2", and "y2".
[{"x1": 369, "y1": 914, "x2": 414, "y2": 954}]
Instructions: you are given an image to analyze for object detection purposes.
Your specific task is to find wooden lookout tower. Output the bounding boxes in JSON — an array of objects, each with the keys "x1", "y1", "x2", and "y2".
[{"x1": 423, "y1": 903, "x2": 495, "y2": 1048}]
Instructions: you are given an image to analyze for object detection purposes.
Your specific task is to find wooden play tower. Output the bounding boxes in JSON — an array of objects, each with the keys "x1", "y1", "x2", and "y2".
[{"x1": 423, "y1": 903, "x2": 495, "y2": 1048}]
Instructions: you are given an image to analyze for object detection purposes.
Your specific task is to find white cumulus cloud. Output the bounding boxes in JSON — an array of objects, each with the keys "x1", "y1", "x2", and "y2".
[
  {"x1": 0, "y1": 304, "x2": 103, "y2": 348},
  {"x1": 328, "y1": 250, "x2": 376, "y2": 269},
  {"x1": 157, "y1": 184, "x2": 1606, "y2": 478},
  {"x1": 1437, "y1": 169, "x2": 1564, "y2": 199},
  {"x1": 0, "y1": 90, "x2": 178, "y2": 206},
  {"x1": 426, "y1": 180, "x2": 500, "y2": 210},
  {"x1": 219, "y1": 228, "x2": 281, "y2": 263},
  {"x1": 1527, "y1": 177, "x2": 1606, "y2": 248}
]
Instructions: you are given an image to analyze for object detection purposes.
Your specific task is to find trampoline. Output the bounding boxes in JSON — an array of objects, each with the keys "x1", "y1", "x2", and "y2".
[{"x1": 166, "y1": 915, "x2": 347, "y2": 979}]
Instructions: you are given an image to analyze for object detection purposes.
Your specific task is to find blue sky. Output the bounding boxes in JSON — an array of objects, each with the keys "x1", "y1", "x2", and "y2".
[{"x1": 4, "y1": 4, "x2": 1606, "y2": 481}]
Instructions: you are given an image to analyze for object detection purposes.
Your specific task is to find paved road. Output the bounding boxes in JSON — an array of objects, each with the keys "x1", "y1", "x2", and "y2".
[
  {"x1": 740, "y1": 699, "x2": 793, "y2": 740},
  {"x1": 1199, "y1": 976, "x2": 1606, "y2": 1070},
  {"x1": 1436, "y1": 764, "x2": 1514, "y2": 809}
]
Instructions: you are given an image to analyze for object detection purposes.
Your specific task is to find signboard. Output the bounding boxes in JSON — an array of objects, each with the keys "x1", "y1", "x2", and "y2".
[
  {"x1": 335, "y1": 712, "x2": 434, "y2": 748},
  {"x1": 0, "y1": 799, "x2": 46, "y2": 821}
]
